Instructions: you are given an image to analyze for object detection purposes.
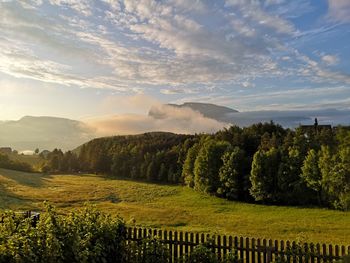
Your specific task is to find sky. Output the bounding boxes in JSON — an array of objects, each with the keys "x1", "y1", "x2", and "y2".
[{"x1": 1, "y1": 0, "x2": 350, "y2": 121}]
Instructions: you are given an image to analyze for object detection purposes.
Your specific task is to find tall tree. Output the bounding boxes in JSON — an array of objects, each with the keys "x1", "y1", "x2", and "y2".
[
  {"x1": 249, "y1": 147, "x2": 280, "y2": 202},
  {"x1": 182, "y1": 143, "x2": 200, "y2": 187},
  {"x1": 194, "y1": 140, "x2": 231, "y2": 193},
  {"x1": 301, "y1": 149, "x2": 322, "y2": 205},
  {"x1": 217, "y1": 147, "x2": 247, "y2": 200}
]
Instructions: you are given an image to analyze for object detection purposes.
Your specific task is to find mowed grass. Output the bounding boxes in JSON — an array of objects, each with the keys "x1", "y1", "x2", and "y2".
[{"x1": 0, "y1": 168, "x2": 349, "y2": 245}]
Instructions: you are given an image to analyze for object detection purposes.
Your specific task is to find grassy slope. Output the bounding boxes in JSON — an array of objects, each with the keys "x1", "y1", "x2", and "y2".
[{"x1": 0, "y1": 168, "x2": 349, "y2": 245}]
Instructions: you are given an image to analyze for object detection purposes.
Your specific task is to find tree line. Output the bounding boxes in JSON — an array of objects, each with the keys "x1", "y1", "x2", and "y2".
[
  {"x1": 39, "y1": 124, "x2": 350, "y2": 210},
  {"x1": 0, "y1": 153, "x2": 33, "y2": 172}
]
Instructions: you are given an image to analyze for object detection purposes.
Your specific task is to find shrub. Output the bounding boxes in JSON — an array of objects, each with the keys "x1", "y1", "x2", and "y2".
[
  {"x1": 180, "y1": 243, "x2": 239, "y2": 263},
  {"x1": 126, "y1": 236, "x2": 170, "y2": 263},
  {"x1": 0, "y1": 203, "x2": 126, "y2": 263}
]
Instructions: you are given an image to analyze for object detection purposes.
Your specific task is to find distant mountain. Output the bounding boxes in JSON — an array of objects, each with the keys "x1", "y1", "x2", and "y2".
[
  {"x1": 150, "y1": 102, "x2": 238, "y2": 122},
  {"x1": 0, "y1": 116, "x2": 94, "y2": 151},
  {"x1": 151, "y1": 102, "x2": 350, "y2": 128}
]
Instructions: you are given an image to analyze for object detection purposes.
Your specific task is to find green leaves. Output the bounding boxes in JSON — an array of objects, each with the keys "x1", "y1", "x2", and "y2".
[{"x1": 0, "y1": 204, "x2": 126, "y2": 263}]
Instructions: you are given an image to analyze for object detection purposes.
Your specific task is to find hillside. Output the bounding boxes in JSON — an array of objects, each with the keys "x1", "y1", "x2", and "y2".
[
  {"x1": 0, "y1": 168, "x2": 349, "y2": 245},
  {"x1": 0, "y1": 116, "x2": 95, "y2": 151},
  {"x1": 161, "y1": 102, "x2": 238, "y2": 122}
]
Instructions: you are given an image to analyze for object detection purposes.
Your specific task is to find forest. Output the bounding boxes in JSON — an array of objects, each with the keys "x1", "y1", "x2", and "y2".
[{"x1": 39, "y1": 122, "x2": 350, "y2": 211}]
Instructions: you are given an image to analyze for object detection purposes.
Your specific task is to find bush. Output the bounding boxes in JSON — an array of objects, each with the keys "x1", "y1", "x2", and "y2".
[
  {"x1": 180, "y1": 243, "x2": 239, "y2": 263},
  {"x1": 0, "y1": 203, "x2": 126, "y2": 263},
  {"x1": 126, "y1": 237, "x2": 170, "y2": 263}
]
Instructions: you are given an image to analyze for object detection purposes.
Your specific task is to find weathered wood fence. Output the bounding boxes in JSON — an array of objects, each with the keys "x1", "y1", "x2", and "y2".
[{"x1": 125, "y1": 227, "x2": 350, "y2": 263}]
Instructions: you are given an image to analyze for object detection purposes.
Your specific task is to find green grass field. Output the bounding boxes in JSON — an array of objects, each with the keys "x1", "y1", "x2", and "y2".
[{"x1": 0, "y1": 168, "x2": 349, "y2": 245}]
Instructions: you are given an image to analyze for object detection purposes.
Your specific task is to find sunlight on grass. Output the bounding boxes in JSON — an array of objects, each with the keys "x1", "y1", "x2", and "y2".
[{"x1": 0, "y1": 168, "x2": 349, "y2": 245}]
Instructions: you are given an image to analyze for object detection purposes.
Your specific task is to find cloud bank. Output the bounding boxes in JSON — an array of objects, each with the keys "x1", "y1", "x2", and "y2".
[{"x1": 86, "y1": 105, "x2": 229, "y2": 136}]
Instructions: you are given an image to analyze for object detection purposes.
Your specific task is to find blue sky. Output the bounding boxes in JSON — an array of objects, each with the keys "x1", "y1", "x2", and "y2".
[{"x1": 1, "y1": 0, "x2": 350, "y2": 120}]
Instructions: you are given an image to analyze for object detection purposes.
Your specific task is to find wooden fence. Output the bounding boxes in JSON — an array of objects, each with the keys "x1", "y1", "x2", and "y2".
[{"x1": 125, "y1": 227, "x2": 350, "y2": 263}]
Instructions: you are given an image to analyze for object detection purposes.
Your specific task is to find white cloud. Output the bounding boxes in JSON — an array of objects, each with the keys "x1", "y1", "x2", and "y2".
[
  {"x1": 49, "y1": 0, "x2": 93, "y2": 16},
  {"x1": 86, "y1": 105, "x2": 229, "y2": 136},
  {"x1": 322, "y1": 54, "x2": 339, "y2": 66},
  {"x1": 328, "y1": 0, "x2": 350, "y2": 23}
]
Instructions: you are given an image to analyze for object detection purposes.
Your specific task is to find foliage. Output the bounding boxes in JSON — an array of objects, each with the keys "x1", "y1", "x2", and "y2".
[
  {"x1": 193, "y1": 139, "x2": 231, "y2": 193},
  {"x1": 217, "y1": 147, "x2": 248, "y2": 200},
  {"x1": 0, "y1": 153, "x2": 33, "y2": 172},
  {"x1": 249, "y1": 148, "x2": 280, "y2": 202},
  {"x1": 0, "y1": 204, "x2": 126, "y2": 263},
  {"x1": 126, "y1": 237, "x2": 170, "y2": 263},
  {"x1": 180, "y1": 243, "x2": 239, "y2": 263}
]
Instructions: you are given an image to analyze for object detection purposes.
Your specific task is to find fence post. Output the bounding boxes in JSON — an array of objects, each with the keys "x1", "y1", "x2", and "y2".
[
  {"x1": 185, "y1": 232, "x2": 189, "y2": 256},
  {"x1": 322, "y1": 244, "x2": 327, "y2": 262},
  {"x1": 274, "y1": 240, "x2": 278, "y2": 263},
  {"x1": 252, "y1": 238, "x2": 256, "y2": 263},
  {"x1": 179, "y1": 231, "x2": 183, "y2": 258},
  {"x1": 257, "y1": 238, "x2": 262, "y2": 263},
  {"x1": 316, "y1": 243, "x2": 321, "y2": 263},
  {"x1": 223, "y1": 235, "x2": 227, "y2": 259},
  {"x1": 263, "y1": 239, "x2": 267, "y2": 263},
  {"x1": 174, "y1": 231, "x2": 178, "y2": 261},
  {"x1": 218, "y1": 235, "x2": 222, "y2": 260},
  {"x1": 229, "y1": 236, "x2": 233, "y2": 254},
  {"x1": 190, "y1": 232, "x2": 194, "y2": 252},
  {"x1": 246, "y1": 237, "x2": 250, "y2": 263},
  {"x1": 329, "y1": 244, "x2": 333, "y2": 261},
  {"x1": 169, "y1": 231, "x2": 173, "y2": 261},
  {"x1": 280, "y1": 240, "x2": 284, "y2": 263},
  {"x1": 234, "y1": 237, "x2": 239, "y2": 259}
]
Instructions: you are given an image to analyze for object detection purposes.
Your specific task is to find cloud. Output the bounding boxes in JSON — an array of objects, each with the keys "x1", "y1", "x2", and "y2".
[
  {"x1": 0, "y1": 0, "x2": 349, "y2": 99},
  {"x1": 100, "y1": 94, "x2": 161, "y2": 114},
  {"x1": 328, "y1": 0, "x2": 350, "y2": 23},
  {"x1": 86, "y1": 104, "x2": 229, "y2": 136},
  {"x1": 321, "y1": 54, "x2": 339, "y2": 66}
]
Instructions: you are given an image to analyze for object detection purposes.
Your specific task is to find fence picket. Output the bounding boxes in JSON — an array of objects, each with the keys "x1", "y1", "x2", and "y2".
[
  {"x1": 329, "y1": 244, "x2": 333, "y2": 262},
  {"x1": 335, "y1": 245, "x2": 339, "y2": 261},
  {"x1": 223, "y1": 235, "x2": 227, "y2": 259},
  {"x1": 234, "y1": 236, "x2": 239, "y2": 259},
  {"x1": 190, "y1": 233, "x2": 194, "y2": 252},
  {"x1": 229, "y1": 236, "x2": 233, "y2": 254},
  {"x1": 257, "y1": 238, "x2": 262, "y2": 263},
  {"x1": 246, "y1": 237, "x2": 250, "y2": 263},
  {"x1": 292, "y1": 241, "x2": 297, "y2": 263},
  {"x1": 322, "y1": 244, "x2": 327, "y2": 263},
  {"x1": 280, "y1": 240, "x2": 285, "y2": 262},
  {"x1": 252, "y1": 238, "x2": 256, "y2": 263},
  {"x1": 341, "y1": 245, "x2": 345, "y2": 257},
  {"x1": 174, "y1": 231, "x2": 178, "y2": 260},
  {"x1": 316, "y1": 243, "x2": 321, "y2": 263},
  {"x1": 185, "y1": 232, "x2": 189, "y2": 256},
  {"x1": 240, "y1": 237, "x2": 244, "y2": 261},
  {"x1": 274, "y1": 240, "x2": 278, "y2": 263},
  {"x1": 218, "y1": 235, "x2": 222, "y2": 260},
  {"x1": 169, "y1": 231, "x2": 173, "y2": 261},
  {"x1": 179, "y1": 231, "x2": 183, "y2": 258}
]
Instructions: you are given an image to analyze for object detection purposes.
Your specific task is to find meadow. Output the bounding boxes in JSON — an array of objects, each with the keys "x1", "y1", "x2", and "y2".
[{"x1": 0, "y1": 168, "x2": 349, "y2": 245}]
